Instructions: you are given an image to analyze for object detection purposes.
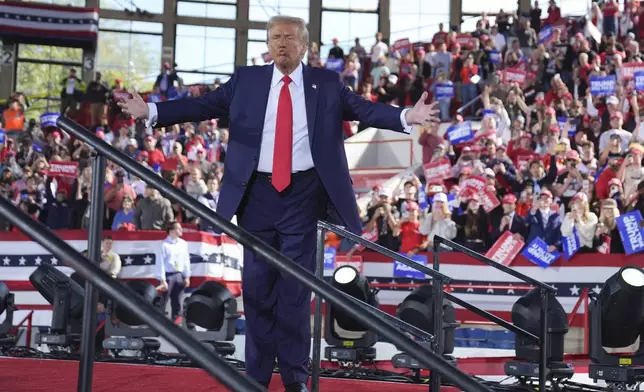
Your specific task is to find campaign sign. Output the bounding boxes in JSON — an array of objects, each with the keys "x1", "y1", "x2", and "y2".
[
  {"x1": 459, "y1": 176, "x2": 486, "y2": 195},
  {"x1": 485, "y1": 231, "x2": 525, "y2": 266},
  {"x1": 40, "y1": 112, "x2": 60, "y2": 128},
  {"x1": 393, "y1": 254, "x2": 428, "y2": 280},
  {"x1": 324, "y1": 247, "x2": 336, "y2": 270},
  {"x1": 616, "y1": 211, "x2": 644, "y2": 255},
  {"x1": 325, "y1": 58, "x2": 344, "y2": 73},
  {"x1": 392, "y1": 38, "x2": 411, "y2": 56},
  {"x1": 504, "y1": 68, "x2": 527, "y2": 86},
  {"x1": 557, "y1": 117, "x2": 577, "y2": 137},
  {"x1": 635, "y1": 71, "x2": 644, "y2": 92},
  {"x1": 590, "y1": 75, "x2": 616, "y2": 96},
  {"x1": 423, "y1": 158, "x2": 452, "y2": 184},
  {"x1": 562, "y1": 229, "x2": 581, "y2": 261},
  {"x1": 489, "y1": 50, "x2": 501, "y2": 64},
  {"x1": 446, "y1": 122, "x2": 474, "y2": 145},
  {"x1": 622, "y1": 62, "x2": 644, "y2": 79},
  {"x1": 521, "y1": 238, "x2": 561, "y2": 268},
  {"x1": 355, "y1": 227, "x2": 379, "y2": 251},
  {"x1": 418, "y1": 184, "x2": 427, "y2": 209},
  {"x1": 538, "y1": 25, "x2": 553, "y2": 43},
  {"x1": 335, "y1": 255, "x2": 363, "y2": 273},
  {"x1": 0, "y1": 129, "x2": 5, "y2": 145},
  {"x1": 435, "y1": 83, "x2": 454, "y2": 99},
  {"x1": 480, "y1": 191, "x2": 501, "y2": 213},
  {"x1": 47, "y1": 161, "x2": 79, "y2": 178}
]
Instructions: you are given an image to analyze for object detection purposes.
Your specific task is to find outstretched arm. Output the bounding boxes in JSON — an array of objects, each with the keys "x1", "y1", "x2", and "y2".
[
  {"x1": 341, "y1": 87, "x2": 439, "y2": 133},
  {"x1": 119, "y1": 72, "x2": 237, "y2": 128}
]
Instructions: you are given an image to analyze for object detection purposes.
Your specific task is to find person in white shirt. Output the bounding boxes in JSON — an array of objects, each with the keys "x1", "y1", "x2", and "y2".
[
  {"x1": 157, "y1": 221, "x2": 191, "y2": 321},
  {"x1": 370, "y1": 32, "x2": 388, "y2": 63}
]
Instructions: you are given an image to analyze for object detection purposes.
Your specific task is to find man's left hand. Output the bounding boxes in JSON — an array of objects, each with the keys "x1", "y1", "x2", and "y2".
[
  {"x1": 405, "y1": 92, "x2": 440, "y2": 125},
  {"x1": 184, "y1": 277, "x2": 190, "y2": 288}
]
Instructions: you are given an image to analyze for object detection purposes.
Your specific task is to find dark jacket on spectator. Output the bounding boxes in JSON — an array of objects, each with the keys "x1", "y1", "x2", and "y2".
[
  {"x1": 526, "y1": 210, "x2": 562, "y2": 248},
  {"x1": 134, "y1": 195, "x2": 174, "y2": 230},
  {"x1": 45, "y1": 201, "x2": 73, "y2": 230}
]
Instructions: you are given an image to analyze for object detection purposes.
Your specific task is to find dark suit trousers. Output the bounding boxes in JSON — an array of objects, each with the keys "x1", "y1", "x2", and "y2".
[
  {"x1": 238, "y1": 169, "x2": 327, "y2": 385},
  {"x1": 165, "y1": 272, "x2": 185, "y2": 321}
]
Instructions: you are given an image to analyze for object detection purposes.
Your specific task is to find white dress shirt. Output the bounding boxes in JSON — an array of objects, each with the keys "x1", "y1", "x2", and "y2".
[
  {"x1": 146, "y1": 64, "x2": 414, "y2": 172},
  {"x1": 157, "y1": 236, "x2": 191, "y2": 281}
]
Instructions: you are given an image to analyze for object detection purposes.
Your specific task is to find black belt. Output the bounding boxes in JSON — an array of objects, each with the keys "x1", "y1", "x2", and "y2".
[{"x1": 254, "y1": 168, "x2": 316, "y2": 183}]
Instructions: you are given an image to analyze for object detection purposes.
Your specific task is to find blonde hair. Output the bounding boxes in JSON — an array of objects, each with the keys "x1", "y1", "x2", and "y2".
[{"x1": 266, "y1": 15, "x2": 309, "y2": 44}]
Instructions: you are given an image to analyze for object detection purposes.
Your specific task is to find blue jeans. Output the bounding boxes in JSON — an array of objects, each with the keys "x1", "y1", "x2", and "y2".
[{"x1": 460, "y1": 84, "x2": 478, "y2": 115}]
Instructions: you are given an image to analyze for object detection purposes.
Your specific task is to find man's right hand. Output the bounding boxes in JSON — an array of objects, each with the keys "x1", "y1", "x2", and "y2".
[
  {"x1": 117, "y1": 89, "x2": 149, "y2": 120},
  {"x1": 157, "y1": 280, "x2": 168, "y2": 292}
]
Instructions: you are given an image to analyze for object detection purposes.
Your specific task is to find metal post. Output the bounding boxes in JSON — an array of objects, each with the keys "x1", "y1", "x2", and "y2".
[
  {"x1": 311, "y1": 227, "x2": 325, "y2": 392},
  {"x1": 77, "y1": 153, "x2": 106, "y2": 392},
  {"x1": 539, "y1": 288, "x2": 549, "y2": 392},
  {"x1": 430, "y1": 244, "x2": 443, "y2": 392}
]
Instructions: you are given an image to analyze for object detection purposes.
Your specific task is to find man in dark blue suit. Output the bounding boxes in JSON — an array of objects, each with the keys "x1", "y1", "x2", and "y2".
[
  {"x1": 526, "y1": 189, "x2": 562, "y2": 251},
  {"x1": 119, "y1": 15, "x2": 438, "y2": 392},
  {"x1": 490, "y1": 194, "x2": 528, "y2": 243}
]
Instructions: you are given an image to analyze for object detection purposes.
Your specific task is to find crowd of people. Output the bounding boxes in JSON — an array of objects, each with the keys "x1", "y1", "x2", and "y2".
[
  {"x1": 322, "y1": 1, "x2": 644, "y2": 257},
  {"x1": 1, "y1": 1, "x2": 643, "y2": 260}
]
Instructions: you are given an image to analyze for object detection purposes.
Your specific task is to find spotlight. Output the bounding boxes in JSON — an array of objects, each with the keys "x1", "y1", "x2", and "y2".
[
  {"x1": 29, "y1": 264, "x2": 85, "y2": 351},
  {"x1": 589, "y1": 266, "x2": 644, "y2": 388},
  {"x1": 183, "y1": 281, "x2": 239, "y2": 356},
  {"x1": 324, "y1": 265, "x2": 379, "y2": 363},
  {"x1": 504, "y1": 288, "x2": 574, "y2": 382},
  {"x1": 0, "y1": 282, "x2": 16, "y2": 349},
  {"x1": 102, "y1": 280, "x2": 163, "y2": 358},
  {"x1": 392, "y1": 285, "x2": 459, "y2": 370}
]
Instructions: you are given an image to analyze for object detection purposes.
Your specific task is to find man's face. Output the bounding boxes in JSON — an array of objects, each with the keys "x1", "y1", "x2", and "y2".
[
  {"x1": 102, "y1": 239, "x2": 113, "y2": 252},
  {"x1": 267, "y1": 23, "x2": 307, "y2": 71}
]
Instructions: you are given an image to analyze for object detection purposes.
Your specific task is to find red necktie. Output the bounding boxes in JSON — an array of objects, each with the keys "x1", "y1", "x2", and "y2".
[{"x1": 272, "y1": 75, "x2": 293, "y2": 192}]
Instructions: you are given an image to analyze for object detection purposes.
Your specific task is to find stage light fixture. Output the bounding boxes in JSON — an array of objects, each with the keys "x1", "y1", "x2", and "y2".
[
  {"x1": 392, "y1": 285, "x2": 458, "y2": 370},
  {"x1": 29, "y1": 264, "x2": 85, "y2": 350},
  {"x1": 504, "y1": 288, "x2": 574, "y2": 382},
  {"x1": 589, "y1": 266, "x2": 644, "y2": 389},
  {"x1": 183, "y1": 281, "x2": 239, "y2": 356},
  {"x1": 0, "y1": 281, "x2": 16, "y2": 349},
  {"x1": 324, "y1": 265, "x2": 379, "y2": 363},
  {"x1": 103, "y1": 280, "x2": 163, "y2": 357}
]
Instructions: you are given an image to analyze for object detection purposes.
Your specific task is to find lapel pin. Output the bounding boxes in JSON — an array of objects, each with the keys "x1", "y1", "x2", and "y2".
[{"x1": 312, "y1": 84, "x2": 317, "y2": 89}]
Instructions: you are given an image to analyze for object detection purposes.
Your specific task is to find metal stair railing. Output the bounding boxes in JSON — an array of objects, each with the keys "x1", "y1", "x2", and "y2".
[
  {"x1": 316, "y1": 222, "x2": 546, "y2": 392},
  {"x1": 56, "y1": 117, "x2": 492, "y2": 392},
  {"x1": 0, "y1": 196, "x2": 263, "y2": 392},
  {"x1": 433, "y1": 236, "x2": 557, "y2": 392}
]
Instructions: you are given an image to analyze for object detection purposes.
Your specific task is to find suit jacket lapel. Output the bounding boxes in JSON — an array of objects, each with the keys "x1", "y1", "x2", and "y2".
[
  {"x1": 302, "y1": 64, "x2": 318, "y2": 147},
  {"x1": 255, "y1": 65, "x2": 274, "y2": 132}
]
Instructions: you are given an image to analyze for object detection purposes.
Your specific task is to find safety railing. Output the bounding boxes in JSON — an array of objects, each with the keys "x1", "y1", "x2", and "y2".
[
  {"x1": 433, "y1": 236, "x2": 557, "y2": 392},
  {"x1": 316, "y1": 223, "x2": 540, "y2": 392},
  {"x1": 56, "y1": 117, "x2": 492, "y2": 392},
  {"x1": 0, "y1": 196, "x2": 263, "y2": 392}
]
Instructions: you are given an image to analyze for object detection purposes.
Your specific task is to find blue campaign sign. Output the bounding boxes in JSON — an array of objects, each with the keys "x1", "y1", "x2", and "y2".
[
  {"x1": 538, "y1": 25, "x2": 553, "y2": 43},
  {"x1": 635, "y1": 71, "x2": 644, "y2": 92},
  {"x1": 0, "y1": 129, "x2": 5, "y2": 145},
  {"x1": 393, "y1": 254, "x2": 428, "y2": 280},
  {"x1": 557, "y1": 117, "x2": 577, "y2": 137},
  {"x1": 521, "y1": 238, "x2": 561, "y2": 268},
  {"x1": 418, "y1": 184, "x2": 427, "y2": 209},
  {"x1": 489, "y1": 50, "x2": 501, "y2": 64},
  {"x1": 324, "y1": 247, "x2": 337, "y2": 270},
  {"x1": 590, "y1": 75, "x2": 616, "y2": 96},
  {"x1": 325, "y1": 58, "x2": 344, "y2": 73},
  {"x1": 616, "y1": 211, "x2": 644, "y2": 256},
  {"x1": 562, "y1": 229, "x2": 580, "y2": 261},
  {"x1": 40, "y1": 112, "x2": 60, "y2": 128},
  {"x1": 446, "y1": 122, "x2": 474, "y2": 145},
  {"x1": 435, "y1": 83, "x2": 454, "y2": 99}
]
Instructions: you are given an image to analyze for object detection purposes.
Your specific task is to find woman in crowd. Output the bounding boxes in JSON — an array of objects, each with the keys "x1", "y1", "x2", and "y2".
[
  {"x1": 419, "y1": 192, "x2": 457, "y2": 248},
  {"x1": 593, "y1": 199, "x2": 624, "y2": 254},
  {"x1": 561, "y1": 192, "x2": 598, "y2": 253}
]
